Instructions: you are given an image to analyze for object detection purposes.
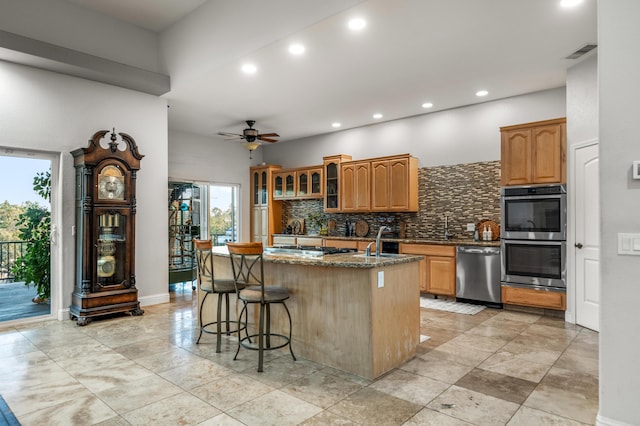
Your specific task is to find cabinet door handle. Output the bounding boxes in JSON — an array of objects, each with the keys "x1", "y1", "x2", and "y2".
[{"x1": 575, "y1": 242, "x2": 583, "y2": 249}]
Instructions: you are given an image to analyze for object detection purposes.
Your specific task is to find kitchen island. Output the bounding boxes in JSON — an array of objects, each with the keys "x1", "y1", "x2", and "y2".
[{"x1": 203, "y1": 247, "x2": 422, "y2": 379}]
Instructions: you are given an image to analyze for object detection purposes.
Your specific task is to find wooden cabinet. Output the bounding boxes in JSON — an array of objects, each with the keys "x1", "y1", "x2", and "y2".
[
  {"x1": 371, "y1": 155, "x2": 418, "y2": 212},
  {"x1": 297, "y1": 167, "x2": 323, "y2": 198},
  {"x1": 501, "y1": 285, "x2": 566, "y2": 310},
  {"x1": 501, "y1": 118, "x2": 566, "y2": 186},
  {"x1": 296, "y1": 236, "x2": 323, "y2": 247},
  {"x1": 399, "y1": 244, "x2": 455, "y2": 296},
  {"x1": 273, "y1": 171, "x2": 296, "y2": 199},
  {"x1": 250, "y1": 164, "x2": 281, "y2": 247},
  {"x1": 341, "y1": 161, "x2": 371, "y2": 212},
  {"x1": 273, "y1": 166, "x2": 323, "y2": 200},
  {"x1": 324, "y1": 155, "x2": 352, "y2": 212},
  {"x1": 273, "y1": 235, "x2": 323, "y2": 247}
]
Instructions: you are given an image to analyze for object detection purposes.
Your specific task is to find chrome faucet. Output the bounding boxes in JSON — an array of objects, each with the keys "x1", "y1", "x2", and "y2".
[
  {"x1": 375, "y1": 225, "x2": 389, "y2": 257},
  {"x1": 443, "y1": 215, "x2": 454, "y2": 240},
  {"x1": 365, "y1": 241, "x2": 374, "y2": 256}
]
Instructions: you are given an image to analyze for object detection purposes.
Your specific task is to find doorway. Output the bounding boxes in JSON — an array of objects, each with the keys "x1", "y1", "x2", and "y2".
[
  {"x1": 205, "y1": 184, "x2": 240, "y2": 246},
  {"x1": 0, "y1": 152, "x2": 53, "y2": 323},
  {"x1": 571, "y1": 141, "x2": 600, "y2": 331}
]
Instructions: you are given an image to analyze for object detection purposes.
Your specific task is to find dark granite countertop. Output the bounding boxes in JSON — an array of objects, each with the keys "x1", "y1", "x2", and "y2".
[{"x1": 211, "y1": 246, "x2": 424, "y2": 268}]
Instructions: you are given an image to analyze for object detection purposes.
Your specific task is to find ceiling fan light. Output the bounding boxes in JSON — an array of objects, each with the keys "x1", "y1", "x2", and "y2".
[{"x1": 242, "y1": 141, "x2": 261, "y2": 151}]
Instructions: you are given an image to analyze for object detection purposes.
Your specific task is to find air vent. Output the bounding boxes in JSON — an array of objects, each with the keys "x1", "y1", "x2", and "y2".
[{"x1": 566, "y1": 44, "x2": 597, "y2": 59}]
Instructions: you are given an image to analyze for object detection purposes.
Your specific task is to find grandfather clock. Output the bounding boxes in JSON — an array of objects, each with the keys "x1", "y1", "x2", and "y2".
[{"x1": 69, "y1": 129, "x2": 144, "y2": 325}]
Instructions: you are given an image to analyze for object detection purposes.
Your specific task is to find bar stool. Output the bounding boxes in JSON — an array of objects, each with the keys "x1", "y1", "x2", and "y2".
[
  {"x1": 193, "y1": 239, "x2": 245, "y2": 353},
  {"x1": 226, "y1": 242, "x2": 296, "y2": 372}
]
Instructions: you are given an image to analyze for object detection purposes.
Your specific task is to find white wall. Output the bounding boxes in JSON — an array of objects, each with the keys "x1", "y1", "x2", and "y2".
[
  {"x1": 0, "y1": 61, "x2": 169, "y2": 317},
  {"x1": 0, "y1": 0, "x2": 162, "y2": 73},
  {"x1": 567, "y1": 54, "x2": 598, "y2": 146},
  {"x1": 598, "y1": 1, "x2": 640, "y2": 424},
  {"x1": 263, "y1": 87, "x2": 566, "y2": 168},
  {"x1": 168, "y1": 130, "x2": 262, "y2": 242}
]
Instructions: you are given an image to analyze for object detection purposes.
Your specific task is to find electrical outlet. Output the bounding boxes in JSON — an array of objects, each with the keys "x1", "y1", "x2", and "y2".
[
  {"x1": 466, "y1": 223, "x2": 475, "y2": 231},
  {"x1": 378, "y1": 271, "x2": 384, "y2": 288}
]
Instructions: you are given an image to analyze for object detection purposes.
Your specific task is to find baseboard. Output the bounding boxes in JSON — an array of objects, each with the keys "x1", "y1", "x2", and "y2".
[
  {"x1": 58, "y1": 307, "x2": 69, "y2": 321},
  {"x1": 597, "y1": 412, "x2": 636, "y2": 426},
  {"x1": 139, "y1": 292, "x2": 170, "y2": 307}
]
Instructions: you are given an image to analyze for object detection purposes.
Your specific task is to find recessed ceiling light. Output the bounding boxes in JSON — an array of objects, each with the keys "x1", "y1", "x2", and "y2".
[
  {"x1": 476, "y1": 90, "x2": 489, "y2": 97},
  {"x1": 560, "y1": 0, "x2": 583, "y2": 7},
  {"x1": 373, "y1": 113, "x2": 383, "y2": 119},
  {"x1": 331, "y1": 122, "x2": 341, "y2": 128},
  {"x1": 241, "y1": 63, "x2": 257, "y2": 74},
  {"x1": 348, "y1": 18, "x2": 366, "y2": 30},
  {"x1": 422, "y1": 102, "x2": 434, "y2": 109},
  {"x1": 289, "y1": 44, "x2": 305, "y2": 55}
]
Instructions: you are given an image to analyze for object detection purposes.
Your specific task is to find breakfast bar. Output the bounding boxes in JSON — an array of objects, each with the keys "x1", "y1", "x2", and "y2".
[{"x1": 203, "y1": 247, "x2": 422, "y2": 379}]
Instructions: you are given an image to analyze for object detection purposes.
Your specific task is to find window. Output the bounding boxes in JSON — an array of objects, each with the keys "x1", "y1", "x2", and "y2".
[{"x1": 205, "y1": 184, "x2": 239, "y2": 246}]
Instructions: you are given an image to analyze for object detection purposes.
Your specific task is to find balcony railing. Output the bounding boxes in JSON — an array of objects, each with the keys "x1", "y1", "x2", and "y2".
[{"x1": 0, "y1": 241, "x2": 27, "y2": 283}]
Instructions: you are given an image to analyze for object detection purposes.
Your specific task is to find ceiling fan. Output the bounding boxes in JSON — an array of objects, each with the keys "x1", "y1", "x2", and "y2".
[
  {"x1": 217, "y1": 120, "x2": 280, "y2": 143},
  {"x1": 217, "y1": 120, "x2": 279, "y2": 158}
]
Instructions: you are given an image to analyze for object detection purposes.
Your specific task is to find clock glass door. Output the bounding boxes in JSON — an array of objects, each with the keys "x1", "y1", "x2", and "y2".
[{"x1": 96, "y1": 211, "x2": 128, "y2": 289}]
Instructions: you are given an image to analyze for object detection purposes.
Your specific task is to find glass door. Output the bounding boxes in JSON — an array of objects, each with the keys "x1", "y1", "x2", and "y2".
[
  {"x1": 0, "y1": 153, "x2": 53, "y2": 322},
  {"x1": 207, "y1": 184, "x2": 240, "y2": 246}
]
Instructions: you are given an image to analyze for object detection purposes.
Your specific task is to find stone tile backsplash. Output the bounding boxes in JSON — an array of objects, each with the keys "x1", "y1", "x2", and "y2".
[{"x1": 281, "y1": 160, "x2": 501, "y2": 240}]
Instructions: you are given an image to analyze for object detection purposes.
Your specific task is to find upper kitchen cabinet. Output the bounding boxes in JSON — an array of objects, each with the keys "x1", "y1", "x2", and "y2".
[
  {"x1": 273, "y1": 170, "x2": 296, "y2": 199},
  {"x1": 250, "y1": 164, "x2": 282, "y2": 247},
  {"x1": 324, "y1": 154, "x2": 352, "y2": 212},
  {"x1": 371, "y1": 154, "x2": 419, "y2": 212},
  {"x1": 298, "y1": 167, "x2": 323, "y2": 198},
  {"x1": 501, "y1": 117, "x2": 566, "y2": 186},
  {"x1": 273, "y1": 166, "x2": 324, "y2": 200},
  {"x1": 341, "y1": 160, "x2": 371, "y2": 212}
]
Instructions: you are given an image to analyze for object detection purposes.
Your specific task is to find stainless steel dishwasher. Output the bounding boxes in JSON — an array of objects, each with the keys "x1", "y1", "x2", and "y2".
[{"x1": 456, "y1": 246, "x2": 502, "y2": 307}]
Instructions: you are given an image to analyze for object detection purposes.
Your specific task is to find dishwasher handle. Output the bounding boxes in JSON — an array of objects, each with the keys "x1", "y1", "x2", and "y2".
[{"x1": 457, "y1": 246, "x2": 500, "y2": 255}]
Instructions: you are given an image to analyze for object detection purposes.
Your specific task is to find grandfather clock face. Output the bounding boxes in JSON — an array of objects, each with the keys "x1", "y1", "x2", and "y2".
[{"x1": 97, "y1": 165, "x2": 125, "y2": 200}]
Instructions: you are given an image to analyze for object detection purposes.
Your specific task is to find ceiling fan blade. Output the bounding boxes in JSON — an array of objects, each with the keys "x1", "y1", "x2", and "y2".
[
  {"x1": 224, "y1": 136, "x2": 245, "y2": 141},
  {"x1": 217, "y1": 131, "x2": 242, "y2": 137},
  {"x1": 258, "y1": 137, "x2": 278, "y2": 143},
  {"x1": 258, "y1": 133, "x2": 279, "y2": 138}
]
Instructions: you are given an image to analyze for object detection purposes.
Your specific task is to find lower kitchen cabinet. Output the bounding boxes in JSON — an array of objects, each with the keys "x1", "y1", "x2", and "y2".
[
  {"x1": 501, "y1": 286, "x2": 566, "y2": 310},
  {"x1": 272, "y1": 235, "x2": 323, "y2": 247},
  {"x1": 400, "y1": 244, "x2": 455, "y2": 296}
]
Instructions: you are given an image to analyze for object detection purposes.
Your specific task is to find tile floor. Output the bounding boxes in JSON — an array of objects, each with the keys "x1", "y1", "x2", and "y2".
[{"x1": 0, "y1": 285, "x2": 599, "y2": 425}]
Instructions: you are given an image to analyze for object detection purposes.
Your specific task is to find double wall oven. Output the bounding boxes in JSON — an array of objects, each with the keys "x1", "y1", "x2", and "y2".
[{"x1": 500, "y1": 184, "x2": 567, "y2": 292}]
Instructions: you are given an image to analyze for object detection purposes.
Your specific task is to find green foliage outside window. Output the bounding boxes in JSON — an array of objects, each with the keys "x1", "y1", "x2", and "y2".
[{"x1": 11, "y1": 170, "x2": 51, "y2": 303}]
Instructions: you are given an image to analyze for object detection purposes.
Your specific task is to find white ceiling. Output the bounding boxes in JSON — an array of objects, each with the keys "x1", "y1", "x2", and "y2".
[{"x1": 62, "y1": 0, "x2": 597, "y2": 143}]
